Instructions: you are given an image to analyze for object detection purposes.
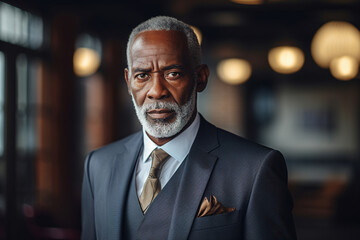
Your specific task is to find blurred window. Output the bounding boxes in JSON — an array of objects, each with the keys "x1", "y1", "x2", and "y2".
[
  {"x1": 0, "y1": 51, "x2": 4, "y2": 156},
  {"x1": 0, "y1": 2, "x2": 45, "y2": 234},
  {"x1": 15, "y1": 54, "x2": 39, "y2": 205},
  {"x1": 16, "y1": 54, "x2": 38, "y2": 154},
  {"x1": 0, "y1": 2, "x2": 43, "y2": 49},
  {"x1": 0, "y1": 51, "x2": 4, "y2": 213}
]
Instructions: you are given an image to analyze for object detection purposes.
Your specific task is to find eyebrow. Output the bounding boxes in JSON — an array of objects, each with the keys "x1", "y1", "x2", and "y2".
[
  {"x1": 133, "y1": 68, "x2": 152, "y2": 74},
  {"x1": 133, "y1": 64, "x2": 184, "y2": 74},
  {"x1": 161, "y1": 64, "x2": 184, "y2": 71}
]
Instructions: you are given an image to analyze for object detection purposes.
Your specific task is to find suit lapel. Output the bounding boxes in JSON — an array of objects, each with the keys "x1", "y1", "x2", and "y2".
[
  {"x1": 168, "y1": 117, "x2": 219, "y2": 240},
  {"x1": 106, "y1": 132, "x2": 143, "y2": 240}
]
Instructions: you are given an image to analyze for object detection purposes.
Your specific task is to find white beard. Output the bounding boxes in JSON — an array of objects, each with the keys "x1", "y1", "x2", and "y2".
[{"x1": 131, "y1": 89, "x2": 196, "y2": 138}]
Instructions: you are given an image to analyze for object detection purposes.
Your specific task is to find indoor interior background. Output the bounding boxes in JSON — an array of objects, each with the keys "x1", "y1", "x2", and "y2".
[{"x1": 0, "y1": 0, "x2": 359, "y2": 239}]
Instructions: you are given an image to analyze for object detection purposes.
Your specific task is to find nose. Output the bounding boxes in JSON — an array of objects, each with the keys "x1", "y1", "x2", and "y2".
[{"x1": 147, "y1": 73, "x2": 169, "y2": 100}]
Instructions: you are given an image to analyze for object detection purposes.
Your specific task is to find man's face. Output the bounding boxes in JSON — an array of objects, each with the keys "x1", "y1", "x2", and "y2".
[{"x1": 125, "y1": 30, "x2": 206, "y2": 139}]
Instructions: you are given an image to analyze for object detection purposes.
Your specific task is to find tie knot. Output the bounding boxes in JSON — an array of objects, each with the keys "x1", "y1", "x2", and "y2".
[{"x1": 149, "y1": 148, "x2": 170, "y2": 178}]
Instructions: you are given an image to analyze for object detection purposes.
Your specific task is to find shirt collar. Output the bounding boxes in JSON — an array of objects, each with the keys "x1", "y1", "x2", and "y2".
[{"x1": 142, "y1": 113, "x2": 200, "y2": 163}]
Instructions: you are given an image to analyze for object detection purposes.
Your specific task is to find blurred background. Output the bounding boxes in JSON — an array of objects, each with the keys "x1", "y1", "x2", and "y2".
[{"x1": 0, "y1": 0, "x2": 359, "y2": 239}]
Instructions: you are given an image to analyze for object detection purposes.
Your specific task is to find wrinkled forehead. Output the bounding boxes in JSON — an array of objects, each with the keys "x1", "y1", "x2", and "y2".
[{"x1": 129, "y1": 30, "x2": 190, "y2": 64}]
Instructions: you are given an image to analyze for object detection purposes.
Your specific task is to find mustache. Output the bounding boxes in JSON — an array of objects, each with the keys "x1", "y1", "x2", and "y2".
[{"x1": 142, "y1": 101, "x2": 179, "y2": 112}]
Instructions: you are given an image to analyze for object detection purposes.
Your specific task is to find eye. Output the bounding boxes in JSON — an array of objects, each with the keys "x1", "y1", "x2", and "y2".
[
  {"x1": 135, "y1": 73, "x2": 150, "y2": 80},
  {"x1": 166, "y1": 71, "x2": 181, "y2": 80}
]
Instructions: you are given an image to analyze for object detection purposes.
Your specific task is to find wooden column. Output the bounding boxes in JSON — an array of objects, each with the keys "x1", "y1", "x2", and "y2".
[{"x1": 36, "y1": 12, "x2": 80, "y2": 227}]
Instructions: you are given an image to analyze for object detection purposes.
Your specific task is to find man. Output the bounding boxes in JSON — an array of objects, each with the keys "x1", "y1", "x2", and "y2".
[{"x1": 81, "y1": 16, "x2": 297, "y2": 240}]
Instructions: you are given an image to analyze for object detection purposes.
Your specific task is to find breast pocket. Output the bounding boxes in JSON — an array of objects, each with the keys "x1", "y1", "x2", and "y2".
[{"x1": 188, "y1": 210, "x2": 242, "y2": 240}]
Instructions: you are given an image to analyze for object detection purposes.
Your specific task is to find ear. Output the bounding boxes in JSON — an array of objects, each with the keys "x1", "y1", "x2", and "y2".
[
  {"x1": 124, "y1": 68, "x2": 132, "y2": 95},
  {"x1": 196, "y1": 64, "x2": 209, "y2": 92}
]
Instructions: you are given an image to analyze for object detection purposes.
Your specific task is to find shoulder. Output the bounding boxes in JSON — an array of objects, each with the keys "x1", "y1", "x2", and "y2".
[
  {"x1": 199, "y1": 115, "x2": 274, "y2": 156},
  {"x1": 199, "y1": 115, "x2": 274, "y2": 157},
  {"x1": 210, "y1": 124, "x2": 284, "y2": 169},
  {"x1": 216, "y1": 127, "x2": 273, "y2": 157},
  {"x1": 86, "y1": 131, "x2": 142, "y2": 164},
  {"x1": 212, "y1": 126, "x2": 287, "y2": 181}
]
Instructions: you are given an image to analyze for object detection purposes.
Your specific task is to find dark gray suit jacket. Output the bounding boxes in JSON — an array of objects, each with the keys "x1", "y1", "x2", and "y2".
[{"x1": 81, "y1": 116, "x2": 297, "y2": 240}]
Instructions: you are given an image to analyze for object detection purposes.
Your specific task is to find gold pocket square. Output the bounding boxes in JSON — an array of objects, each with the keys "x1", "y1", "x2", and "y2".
[{"x1": 197, "y1": 194, "x2": 235, "y2": 218}]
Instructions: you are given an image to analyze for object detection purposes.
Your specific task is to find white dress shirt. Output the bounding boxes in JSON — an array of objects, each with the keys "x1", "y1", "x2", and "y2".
[{"x1": 136, "y1": 113, "x2": 200, "y2": 197}]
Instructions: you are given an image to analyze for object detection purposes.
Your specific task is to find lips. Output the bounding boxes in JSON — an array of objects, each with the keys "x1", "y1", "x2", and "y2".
[{"x1": 147, "y1": 109, "x2": 175, "y2": 119}]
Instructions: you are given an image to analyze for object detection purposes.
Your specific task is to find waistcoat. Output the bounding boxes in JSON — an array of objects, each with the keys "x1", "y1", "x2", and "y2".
[{"x1": 122, "y1": 158, "x2": 186, "y2": 240}]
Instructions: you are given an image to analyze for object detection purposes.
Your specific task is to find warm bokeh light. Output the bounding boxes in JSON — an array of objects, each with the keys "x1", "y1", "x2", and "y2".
[
  {"x1": 191, "y1": 25, "x2": 202, "y2": 45},
  {"x1": 231, "y1": 0, "x2": 263, "y2": 4},
  {"x1": 268, "y1": 46, "x2": 305, "y2": 74},
  {"x1": 329, "y1": 56, "x2": 358, "y2": 81},
  {"x1": 217, "y1": 58, "x2": 252, "y2": 85},
  {"x1": 311, "y1": 21, "x2": 360, "y2": 68},
  {"x1": 73, "y1": 48, "x2": 101, "y2": 77}
]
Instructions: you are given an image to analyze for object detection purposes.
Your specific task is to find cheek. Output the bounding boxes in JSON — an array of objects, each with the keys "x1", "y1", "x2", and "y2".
[
  {"x1": 172, "y1": 92, "x2": 191, "y2": 106},
  {"x1": 130, "y1": 88, "x2": 146, "y2": 106},
  {"x1": 130, "y1": 79, "x2": 144, "y2": 92},
  {"x1": 130, "y1": 79, "x2": 148, "y2": 95},
  {"x1": 172, "y1": 88, "x2": 193, "y2": 106}
]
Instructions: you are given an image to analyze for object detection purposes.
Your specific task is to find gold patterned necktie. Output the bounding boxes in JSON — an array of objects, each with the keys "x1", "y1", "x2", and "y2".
[{"x1": 139, "y1": 148, "x2": 170, "y2": 213}]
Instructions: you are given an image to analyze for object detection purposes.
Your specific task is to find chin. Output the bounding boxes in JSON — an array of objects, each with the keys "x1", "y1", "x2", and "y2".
[
  {"x1": 131, "y1": 86, "x2": 197, "y2": 139},
  {"x1": 147, "y1": 115, "x2": 176, "y2": 124},
  {"x1": 144, "y1": 117, "x2": 183, "y2": 138}
]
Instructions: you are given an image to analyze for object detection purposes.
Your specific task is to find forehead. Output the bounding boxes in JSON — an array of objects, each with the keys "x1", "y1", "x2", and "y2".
[{"x1": 129, "y1": 30, "x2": 190, "y2": 67}]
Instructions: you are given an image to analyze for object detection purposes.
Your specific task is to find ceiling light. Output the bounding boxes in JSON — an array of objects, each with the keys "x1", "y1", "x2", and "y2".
[
  {"x1": 190, "y1": 25, "x2": 202, "y2": 45},
  {"x1": 217, "y1": 58, "x2": 252, "y2": 85},
  {"x1": 268, "y1": 46, "x2": 305, "y2": 74},
  {"x1": 329, "y1": 56, "x2": 358, "y2": 81},
  {"x1": 311, "y1": 21, "x2": 360, "y2": 68},
  {"x1": 73, "y1": 48, "x2": 101, "y2": 77}
]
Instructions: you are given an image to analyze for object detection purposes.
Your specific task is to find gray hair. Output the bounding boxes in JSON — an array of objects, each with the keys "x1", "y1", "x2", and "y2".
[{"x1": 126, "y1": 16, "x2": 201, "y2": 75}]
